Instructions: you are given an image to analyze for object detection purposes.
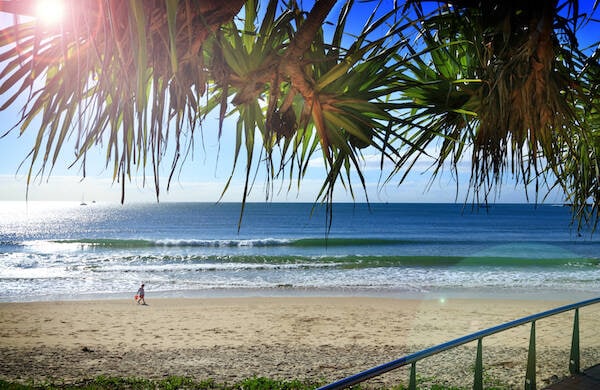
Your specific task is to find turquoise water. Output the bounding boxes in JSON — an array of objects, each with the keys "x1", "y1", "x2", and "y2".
[{"x1": 1, "y1": 201, "x2": 599, "y2": 301}]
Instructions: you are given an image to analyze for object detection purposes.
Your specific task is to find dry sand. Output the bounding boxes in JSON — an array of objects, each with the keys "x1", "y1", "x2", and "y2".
[{"x1": 2, "y1": 297, "x2": 600, "y2": 388}]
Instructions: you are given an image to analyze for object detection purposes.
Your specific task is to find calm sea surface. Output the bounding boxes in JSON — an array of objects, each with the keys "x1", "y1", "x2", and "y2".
[{"x1": 1, "y1": 201, "x2": 599, "y2": 302}]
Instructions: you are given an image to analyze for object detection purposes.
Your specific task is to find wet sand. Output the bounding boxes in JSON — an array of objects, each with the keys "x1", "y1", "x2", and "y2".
[{"x1": 1, "y1": 297, "x2": 600, "y2": 388}]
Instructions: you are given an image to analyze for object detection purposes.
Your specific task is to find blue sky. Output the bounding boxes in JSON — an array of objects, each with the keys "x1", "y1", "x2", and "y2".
[{"x1": 0, "y1": 1, "x2": 589, "y2": 204}]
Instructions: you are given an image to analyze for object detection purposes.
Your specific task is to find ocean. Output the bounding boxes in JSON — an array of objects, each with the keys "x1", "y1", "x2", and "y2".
[{"x1": 1, "y1": 201, "x2": 599, "y2": 302}]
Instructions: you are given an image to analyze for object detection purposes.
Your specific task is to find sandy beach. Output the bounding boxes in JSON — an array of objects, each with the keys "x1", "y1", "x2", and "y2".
[{"x1": 1, "y1": 296, "x2": 600, "y2": 388}]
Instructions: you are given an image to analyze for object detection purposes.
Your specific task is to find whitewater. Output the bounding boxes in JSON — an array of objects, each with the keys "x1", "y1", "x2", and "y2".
[{"x1": 1, "y1": 201, "x2": 599, "y2": 302}]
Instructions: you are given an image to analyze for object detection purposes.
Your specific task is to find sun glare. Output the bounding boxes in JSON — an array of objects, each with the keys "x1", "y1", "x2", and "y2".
[{"x1": 35, "y1": 0, "x2": 65, "y2": 25}]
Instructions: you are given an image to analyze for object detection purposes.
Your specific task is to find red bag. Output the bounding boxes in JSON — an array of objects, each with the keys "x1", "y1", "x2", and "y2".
[{"x1": 134, "y1": 295, "x2": 139, "y2": 300}]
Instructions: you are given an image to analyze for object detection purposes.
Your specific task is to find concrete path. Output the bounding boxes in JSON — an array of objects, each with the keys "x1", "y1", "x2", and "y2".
[{"x1": 544, "y1": 365, "x2": 600, "y2": 389}]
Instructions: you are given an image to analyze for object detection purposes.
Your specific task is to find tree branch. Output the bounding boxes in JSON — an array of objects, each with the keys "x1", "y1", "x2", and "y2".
[{"x1": 277, "y1": 0, "x2": 338, "y2": 158}]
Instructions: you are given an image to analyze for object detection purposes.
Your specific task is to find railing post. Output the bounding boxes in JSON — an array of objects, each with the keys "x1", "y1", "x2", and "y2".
[
  {"x1": 570, "y1": 308, "x2": 581, "y2": 374},
  {"x1": 474, "y1": 338, "x2": 483, "y2": 390},
  {"x1": 409, "y1": 362, "x2": 416, "y2": 390},
  {"x1": 525, "y1": 321, "x2": 536, "y2": 390}
]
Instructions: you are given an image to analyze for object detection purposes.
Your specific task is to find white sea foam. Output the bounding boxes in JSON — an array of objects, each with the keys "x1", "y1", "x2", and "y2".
[{"x1": 1, "y1": 202, "x2": 600, "y2": 301}]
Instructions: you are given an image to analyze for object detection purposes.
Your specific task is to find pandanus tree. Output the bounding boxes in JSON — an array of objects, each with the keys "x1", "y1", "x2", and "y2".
[{"x1": 0, "y1": 0, "x2": 599, "y2": 227}]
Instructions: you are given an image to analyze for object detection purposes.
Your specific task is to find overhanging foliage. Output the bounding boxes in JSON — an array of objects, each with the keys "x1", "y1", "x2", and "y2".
[{"x1": 0, "y1": 0, "x2": 598, "y2": 228}]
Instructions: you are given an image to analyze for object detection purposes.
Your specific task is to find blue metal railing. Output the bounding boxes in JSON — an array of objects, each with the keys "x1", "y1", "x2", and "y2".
[{"x1": 318, "y1": 296, "x2": 600, "y2": 390}]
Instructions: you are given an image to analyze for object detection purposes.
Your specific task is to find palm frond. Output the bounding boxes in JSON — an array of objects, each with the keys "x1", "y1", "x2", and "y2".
[{"x1": 1, "y1": 0, "x2": 599, "y2": 230}]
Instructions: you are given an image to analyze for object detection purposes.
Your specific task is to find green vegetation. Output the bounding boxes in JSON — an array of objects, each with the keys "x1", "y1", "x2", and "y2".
[
  {"x1": 0, "y1": 375, "x2": 511, "y2": 390},
  {"x1": 1, "y1": 1, "x2": 598, "y2": 227},
  {"x1": 0, "y1": 377, "x2": 319, "y2": 390}
]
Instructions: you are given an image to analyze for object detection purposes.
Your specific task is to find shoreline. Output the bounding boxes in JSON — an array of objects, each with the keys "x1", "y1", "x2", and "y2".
[
  {"x1": 2, "y1": 296, "x2": 600, "y2": 388},
  {"x1": 3, "y1": 286, "x2": 599, "y2": 304}
]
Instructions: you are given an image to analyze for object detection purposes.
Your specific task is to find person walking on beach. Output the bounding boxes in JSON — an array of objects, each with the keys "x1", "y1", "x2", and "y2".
[{"x1": 135, "y1": 283, "x2": 146, "y2": 305}]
